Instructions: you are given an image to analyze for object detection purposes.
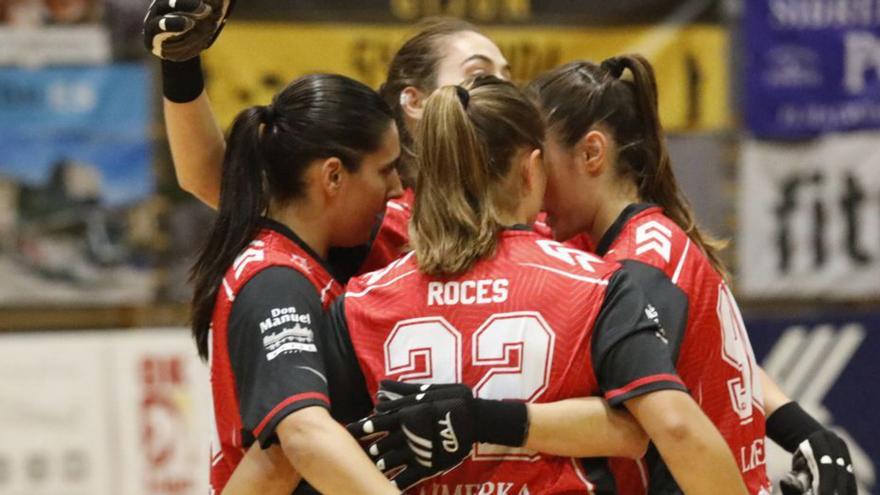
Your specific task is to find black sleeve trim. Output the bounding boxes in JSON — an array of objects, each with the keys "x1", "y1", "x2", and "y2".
[
  {"x1": 605, "y1": 373, "x2": 688, "y2": 407},
  {"x1": 253, "y1": 394, "x2": 330, "y2": 448}
]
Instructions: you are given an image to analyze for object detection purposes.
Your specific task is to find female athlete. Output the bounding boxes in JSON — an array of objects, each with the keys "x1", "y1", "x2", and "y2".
[
  {"x1": 190, "y1": 73, "x2": 402, "y2": 494},
  {"x1": 527, "y1": 55, "x2": 854, "y2": 495}
]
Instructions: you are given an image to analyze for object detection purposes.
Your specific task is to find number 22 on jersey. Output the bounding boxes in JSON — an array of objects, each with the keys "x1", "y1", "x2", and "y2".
[{"x1": 384, "y1": 312, "x2": 555, "y2": 461}]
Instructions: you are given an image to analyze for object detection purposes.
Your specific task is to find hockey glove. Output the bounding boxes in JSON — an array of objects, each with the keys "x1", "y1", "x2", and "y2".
[
  {"x1": 143, "y1": 0, "x2": 235, "y2": 61},
  {"x1": 779, "y1": 430, "x2": 856, "y2": 495},
  {"x1": 347, "y1": 381, "x2": 527, "y2": 490}
]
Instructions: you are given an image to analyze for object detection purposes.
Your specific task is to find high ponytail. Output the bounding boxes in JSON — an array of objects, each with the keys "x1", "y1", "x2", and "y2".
[
  {"x1": 617, "y1": 55, "x2": 728, "y2": 277},
  {"x1": 410, "y1": 76, "x2": 543, "y2": 276},
  {"x1": 189, "y1": 74, "x2": 395, "y2": 360},
  {"x1": 528, "y1": 55, "x2": 728, "y2": 277}
]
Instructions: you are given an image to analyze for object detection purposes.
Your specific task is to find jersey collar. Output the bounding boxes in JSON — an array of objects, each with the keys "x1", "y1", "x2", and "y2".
[
  {"x1": 259, "y1": 217, "x2": 338, "y2": 277},
  {"x1": 594, "y1": 203, "x2": 656, "y2": 256}
]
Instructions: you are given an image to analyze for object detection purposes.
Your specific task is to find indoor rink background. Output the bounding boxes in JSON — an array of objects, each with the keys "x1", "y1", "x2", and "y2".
[{"x1": 0, "y1": 0, "x2": 877, "y2": 493}]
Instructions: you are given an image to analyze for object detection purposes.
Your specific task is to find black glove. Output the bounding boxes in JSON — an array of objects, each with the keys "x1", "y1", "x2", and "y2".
[
  {"x1": 779, "y1": 430, "x2": 857, "y2": 495},
  {"x1": 143, "y1": 0, "x2": 235, "y2": 61},
  {"x1": 346, "y1": 381, "x2": 528, "y2": 490}
]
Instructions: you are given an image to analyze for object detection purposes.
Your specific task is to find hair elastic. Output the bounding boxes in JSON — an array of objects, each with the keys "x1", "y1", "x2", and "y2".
[
  {"x1": 455, "y1": 85, "x2": 470, "y2": 109},
  {"x1": 601, "y1": 57, "x2": 625, "y2": 79}
]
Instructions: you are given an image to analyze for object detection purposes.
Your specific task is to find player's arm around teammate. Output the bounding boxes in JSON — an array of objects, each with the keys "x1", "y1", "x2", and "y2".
[
  {"x1": 338, "y1": 77, "x2": 747, "y2": 494},
  {"x1": 190, "y1": 73, "x2": 403, "y2": 494}
]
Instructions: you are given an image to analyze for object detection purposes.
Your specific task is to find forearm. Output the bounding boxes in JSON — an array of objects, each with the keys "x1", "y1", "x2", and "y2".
[
  {"x1": 279, "y1": 407, "x2": 399, "y2": 495},
  {"x1": 524, "y1": 398, "x2": 647, "y2": 459},
  {"x1": 626, "y1": 391, "x2": 747, "y2": 495},
  {"x1": 164, "y1": 91, "x2": 225, "y2": 207},
  {"x1": 760, "y1": 367, "x2": 792, "y2": 417},
  {"x1": 223, "y1": 444, "x2": 301, "y2": 495}
]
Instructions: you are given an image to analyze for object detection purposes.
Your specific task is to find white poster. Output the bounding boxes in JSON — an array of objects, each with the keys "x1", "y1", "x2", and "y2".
[
  {"x1": 113, "y1": 330, "x2": 211, "y2": 495},
  {"x1": 738, "y1": 133, "x2": 880, "y2": 298},
  {"x1": 0, "y1": 329, "x2": 210, "y2": 495}
]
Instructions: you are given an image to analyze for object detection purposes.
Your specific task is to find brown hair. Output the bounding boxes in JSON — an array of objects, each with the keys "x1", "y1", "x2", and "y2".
[
  {"x1": 381, "y1": 17, "x2": 483, "y2": 187},
  {"x1": 527, "y1": 54, "x2": 728, "y2": 276},
  {"x1": 410, "y1": 75, "x2": 544, "y2": 276}
]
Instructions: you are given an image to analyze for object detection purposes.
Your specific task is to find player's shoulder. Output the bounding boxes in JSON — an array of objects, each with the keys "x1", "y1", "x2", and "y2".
[
  {"x1": 608, "y1": 206, "x2": 690, "y2": 274},
  {"x1": 346, "y1": 250, "x2": 418, "y2": 297},
  {"x1": 505, "y1": 230, "x2": 621, "y2": 281}
]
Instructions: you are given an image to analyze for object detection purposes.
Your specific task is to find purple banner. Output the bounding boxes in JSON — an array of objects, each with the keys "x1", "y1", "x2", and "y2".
[{"x1": 744, "y1": 0, "x2": 880, "y2": 138}]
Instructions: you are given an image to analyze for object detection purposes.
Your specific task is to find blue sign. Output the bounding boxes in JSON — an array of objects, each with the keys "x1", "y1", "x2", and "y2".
[
  {"x1": 744, "y1": 1, "x2": 880, "y2": 138},
  {"x1": 0, "y1": 64, "x2": 152, "y2": 205},
  {"x1": 747, "y1": 310, "x2": 879, "y2": 494}
]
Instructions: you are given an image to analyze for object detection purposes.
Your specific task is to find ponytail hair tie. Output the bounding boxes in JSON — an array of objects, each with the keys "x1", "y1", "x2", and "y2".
[
  {"x1": 258, "y1": 105, "x2": 276, "y2": 125},
  {"x1": 601, "y1": 57, "x2": 625, "y2": 79},
  {"x1": 455, "y1": 85, "x2": 470, "y2": 109}
]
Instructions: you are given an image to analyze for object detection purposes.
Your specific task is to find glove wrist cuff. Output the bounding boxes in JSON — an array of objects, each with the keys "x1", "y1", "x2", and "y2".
[
  {"x1": 162, "y1": 56, "x2": 204, "y2": 103},
  {"x1": 473, "y1": 399, "x2": 528, "y2": 447},
  {"x1": 766, "y1": 401, "x2": 824, "y2": 453}
]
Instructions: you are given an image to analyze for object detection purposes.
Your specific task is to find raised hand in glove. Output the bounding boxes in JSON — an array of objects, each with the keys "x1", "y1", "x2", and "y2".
[
  {"x1": 346, "y1": 381, "x2": 528, "y2": 490},
  {"x1": 780, "y1": 430, "x2": 857, "y2": 495},
  {"x1": 143, "y1": 0, "x2": 235, "y2": 61}
]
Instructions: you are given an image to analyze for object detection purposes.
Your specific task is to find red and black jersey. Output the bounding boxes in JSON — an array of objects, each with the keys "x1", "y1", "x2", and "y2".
[
  {"x1": 358, "y1": 188, "x2": 414, "y2": 274},
  {"x1": 596, "y1": 204, "x2": 771, "y2": 495},
  {"x1": 337, "y1": 226, "x2": 686, "y2": 494},
  {"x1": 208, "y1": 219, "x2": 343, "y2": 494}
]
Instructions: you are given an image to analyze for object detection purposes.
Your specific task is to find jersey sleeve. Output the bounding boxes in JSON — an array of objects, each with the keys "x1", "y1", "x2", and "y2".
[
  {"x1": 591, "y1": 268, "x2": 688, "y2": 407},
  {"x1": 619, "y1": 260, "x2": 689, "y2": 362},
  {"x1": 320, "y1": 296, "x2": 374, "y2": 424},
  {"x1": 227, "y1": 266, "x2": 331, "y2": 448}
]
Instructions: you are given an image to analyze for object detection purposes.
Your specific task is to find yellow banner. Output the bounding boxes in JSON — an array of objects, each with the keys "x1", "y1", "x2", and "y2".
[{"x1": 204, "y1": 23, "x2": 729, "y2": 131}]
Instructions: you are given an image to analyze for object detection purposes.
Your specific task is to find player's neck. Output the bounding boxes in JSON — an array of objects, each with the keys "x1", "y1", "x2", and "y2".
[
  {"x1": 267, "y1": 203, "x2": 330, "y2": 259},
  {"x1": 590, "y1": 185, "x2": 641, "y2": 244}
]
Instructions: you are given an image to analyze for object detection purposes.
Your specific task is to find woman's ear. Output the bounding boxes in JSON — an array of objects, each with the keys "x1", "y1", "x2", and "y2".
[
  {"x1": 575, "y1": 129, "x2": 610, "y2": 176},
  {"x1": 319, "y1": 157, "x2": 345, "y2": 196},
  {"x1": 400, "y1": 86, "x2": 426, "y2": 121},
  {"x1": 521, "y1": 148, "x2": 544, "y2": 193}
]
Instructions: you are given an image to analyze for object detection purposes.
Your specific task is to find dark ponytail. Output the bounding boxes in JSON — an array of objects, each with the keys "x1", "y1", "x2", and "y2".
[
  {"x1": 527, "y1": 54, "x2": 728, "y2": 277},
  {"x1": 189, "y1": 107, "x2": 268, "y2": 360},
  {"x1": 190, "y1": 74, "x2": 394, "y2": 360}
]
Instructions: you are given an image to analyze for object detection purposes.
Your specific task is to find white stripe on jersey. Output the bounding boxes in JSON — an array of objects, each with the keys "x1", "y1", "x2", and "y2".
[
  {"x1": 517, "y1": 262, "x2": 609, "y2": 286},
  {"x1": 347, "y1": 269, "x2": 418, "y2": 298},
  {"x1": 671, "y1": 238, "x2": 691, "y2": 285}
]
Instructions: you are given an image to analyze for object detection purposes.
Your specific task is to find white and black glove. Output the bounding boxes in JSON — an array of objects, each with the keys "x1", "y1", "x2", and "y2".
[
  {"x1": 346, "y1": 381, "x2": 528, "y2": 490},
  {"x1": 143, "y1": 0, "x2": 234, "y2": 62},
  {"x1": 768, "y1": 402, "x2": 856, "y2": 495},
  {"x1": 779, "y1": 430, "x2": 856, "y2": 495}
]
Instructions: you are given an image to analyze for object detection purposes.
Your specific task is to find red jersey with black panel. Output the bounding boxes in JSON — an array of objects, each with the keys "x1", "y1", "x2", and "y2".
[
  {"x1": 342, "y1": 227, "x2": 686, "y2": 494},
  {"x1": 358, "y1": 188, "x2": 415, "y2": 274},
  {"x1": 208, "y1": 220, "x2": 343, "y2": 494},
  {"x1": 597, "y1": 204, "x2": 770, "y2": 495}
]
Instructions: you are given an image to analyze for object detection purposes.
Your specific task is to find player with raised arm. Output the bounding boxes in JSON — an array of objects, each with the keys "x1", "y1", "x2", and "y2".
[
  {"x1": 525, "y1": 55, "x2": 856, "y2": 495},
  {"x1": 190, "y1": 73, "x2": 403, "y2": 495},
  {"x1": 145, "y1": 4, "x2": 508, "y2": 276}
]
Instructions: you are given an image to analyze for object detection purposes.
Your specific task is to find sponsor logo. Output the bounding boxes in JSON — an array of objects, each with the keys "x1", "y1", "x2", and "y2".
[
  {"x1": 263, "y1": 324, "x2": 317, "y2": 361},
  {"x1": 438, "y1": 412, "x2": 460, "y2": 453},
  {"x1": 635, "y1": 221, "x2": 672, "y2": 262},
  {"x1": 414, "y1": 482, "x2": 533, "y2": 495},
  {"x1": 645, "y1": 304, "x2": 669, "y2": 344},
  {"x1": 259, "y1": 306, "x2": 312, "y2": 333}
]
